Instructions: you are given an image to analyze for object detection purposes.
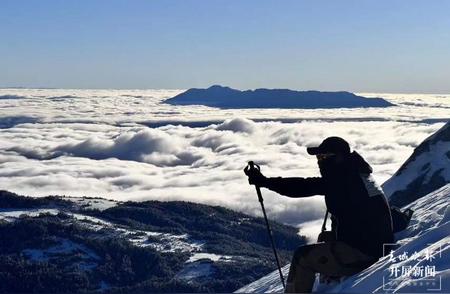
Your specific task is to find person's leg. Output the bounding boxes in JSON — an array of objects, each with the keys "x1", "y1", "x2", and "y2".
[
  {"x1": 285, "y1": 244, "x2": 318, "y2": 293},
  {"x1": 285, "y1": 242, "x2": 376, "y2": 293}
]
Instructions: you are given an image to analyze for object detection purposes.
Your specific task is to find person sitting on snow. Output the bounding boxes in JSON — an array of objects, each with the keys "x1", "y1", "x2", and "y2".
[{"x1": 245, "y1": 136, "x2": 394, "y2": 293}]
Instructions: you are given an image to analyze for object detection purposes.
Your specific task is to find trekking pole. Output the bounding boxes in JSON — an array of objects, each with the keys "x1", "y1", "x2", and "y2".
[{"x1": 245, "y1": 161, "x2": 286, "y2": 290}]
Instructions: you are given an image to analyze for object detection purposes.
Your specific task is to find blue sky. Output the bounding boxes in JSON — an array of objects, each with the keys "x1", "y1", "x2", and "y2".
[{"x1": 1, "y1": 0, "x2": 450, "y2": 92}]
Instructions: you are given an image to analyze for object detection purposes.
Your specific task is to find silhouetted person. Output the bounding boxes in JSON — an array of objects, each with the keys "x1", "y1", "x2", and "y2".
[{"x1": 245, "y1": 137, "x2": 393, "y2": 293}]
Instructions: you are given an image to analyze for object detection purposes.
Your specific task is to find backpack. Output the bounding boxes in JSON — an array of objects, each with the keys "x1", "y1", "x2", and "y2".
[{"x1": 318, "y1": 206, "x2": 414, "y2": 243}]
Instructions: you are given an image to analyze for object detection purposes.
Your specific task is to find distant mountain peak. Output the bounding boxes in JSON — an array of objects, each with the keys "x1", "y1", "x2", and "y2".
[
  {"x1": 207, "y1": 84, "x2": 229, "y2": 89},
  {"x1": 164, "y1": 85, "x2": 394, "y2": 109}
]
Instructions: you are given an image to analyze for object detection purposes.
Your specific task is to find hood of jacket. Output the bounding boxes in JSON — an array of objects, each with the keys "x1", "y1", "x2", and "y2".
[{"x1": 349, "y1": 151, "x2": 373, "y2": 174}]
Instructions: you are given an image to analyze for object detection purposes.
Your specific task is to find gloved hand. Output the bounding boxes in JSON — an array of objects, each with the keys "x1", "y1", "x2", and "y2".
[{"x1": 243, "y1": 165, "x2": 267, "y2": 187}]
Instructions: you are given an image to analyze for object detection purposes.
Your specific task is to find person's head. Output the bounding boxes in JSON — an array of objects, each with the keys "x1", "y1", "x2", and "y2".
[{"x1": 307, "y1": 137, "x2": 351, "y2": 176}]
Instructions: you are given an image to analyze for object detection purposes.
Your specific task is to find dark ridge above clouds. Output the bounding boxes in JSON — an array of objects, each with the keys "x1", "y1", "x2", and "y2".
[{"x1": 164, "y1": 85, "x2": 395, "y2": 109}]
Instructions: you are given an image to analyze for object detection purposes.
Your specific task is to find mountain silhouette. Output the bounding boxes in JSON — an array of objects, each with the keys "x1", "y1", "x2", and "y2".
[{"x1": 164, "y1": 85, "x2": 394, "y2": 109}]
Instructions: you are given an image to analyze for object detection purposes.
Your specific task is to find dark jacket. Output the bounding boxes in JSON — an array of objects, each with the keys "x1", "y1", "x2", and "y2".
[{"x1": 264, "y1": 152, "x2": 394, "y2": 258}]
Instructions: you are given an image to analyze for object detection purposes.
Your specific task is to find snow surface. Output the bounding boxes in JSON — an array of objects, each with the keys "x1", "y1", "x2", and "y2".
[
  {"x1": 0, "y1": 208, "x2": 59, "y2": 222},
  {"x1": 67, "y1": 212, "x2": 205, "y2": 253},
  {"x1": 188, "y1": 253, "x2": 233, "y2": 263},
  {"x1": 63, "y1": 196, "x2": 118, "y2": 211},
  {"x1": 22, "y1": 237, "x2": 100, "y2": 272},
  {"x1": 175, "y1": 252, "x2": 236, "y2": 281},
  {"x1": 383, "y1": 122, "x2": 450, "y2": 199},
  {"x1": 9, "y1": 203, "x2": 216, "y2": 282},
  {"x1": 176, "y1": 261, "x2": 215, "y2": 281},
  {"x1": 128, "y1": 231, "x2": 205, "y2": 253},
  {"x1": 0, "y1": 201, "x2": 205, "y2": 258},
  {"x1": 236, "y1": 184, "x2": 450, "y2": 293},
  {"x1": 10, "y1": 204, "x2": 216, "y2": 284}
]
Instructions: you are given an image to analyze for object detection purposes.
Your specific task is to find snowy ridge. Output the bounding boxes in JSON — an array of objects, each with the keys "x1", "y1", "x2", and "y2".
[
  {"x1": 0, "y1": 194, "x2": 284, "y2": 288},
  {"x1": 22, "y1": 237, "x2": 101, "y2": 272},
  {"x1": 236, "y1": 184, "x2": 450, "y2": 293},
  {"x1": 383, "y1": 121, "x2": 450, "y2": 207},
  {"x1": 0, "y1": 206, "x2": 204, "y2": 254},
  {"x1": 0, "y1": 203, "x2": 231, "y2": 283},
  {"x1": 0, "y1": 208, "x2": 59, "y2": 222},
  {"x1": 61, "y1": 196, "x2": 118, "y2": 211}
]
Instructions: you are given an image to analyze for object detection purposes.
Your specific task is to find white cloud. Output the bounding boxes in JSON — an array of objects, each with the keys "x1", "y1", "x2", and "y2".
[
  {"x1": 0, "y1": 88, "x2": 447, "y2": 236},
  {"x1": 51, "y1": 129, "x2": 209, "y2": 167},
  {"x1": 298, "y1": 219, "x2": 325, "y2": 244},
  {"x1": 216, "y1": 117, "x2": 256, "y2": 133}
]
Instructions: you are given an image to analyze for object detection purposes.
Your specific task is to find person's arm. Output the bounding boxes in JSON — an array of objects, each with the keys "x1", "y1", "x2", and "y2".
[{"x1": 262, "y1": 177, "x2": 326, "y2": 198}]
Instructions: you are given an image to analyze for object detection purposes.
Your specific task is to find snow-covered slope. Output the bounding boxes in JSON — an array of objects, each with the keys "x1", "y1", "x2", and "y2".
[
  {"x1": 383, "y1": 120, "x2": 450, "y2": 207},
  {"x1": 0, "y1": 190, "x2": 304, "y2": 292},
  {"x1": 0, "y1": 206, "x2": 205, "y2": 254},
  {"x1": 236, "y1": 183, "x2": 450, "y2": 293}
]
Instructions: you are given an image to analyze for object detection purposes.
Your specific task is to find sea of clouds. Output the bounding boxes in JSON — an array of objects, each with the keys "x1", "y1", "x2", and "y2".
[{"x1": 0, "y1": 88, "x2": 448, "y2": 240}]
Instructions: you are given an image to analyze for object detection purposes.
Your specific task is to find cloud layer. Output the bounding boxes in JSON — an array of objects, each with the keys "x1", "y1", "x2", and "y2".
[{"x1": 0, "y1": 88, "x2": 448, "y2": 237}]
